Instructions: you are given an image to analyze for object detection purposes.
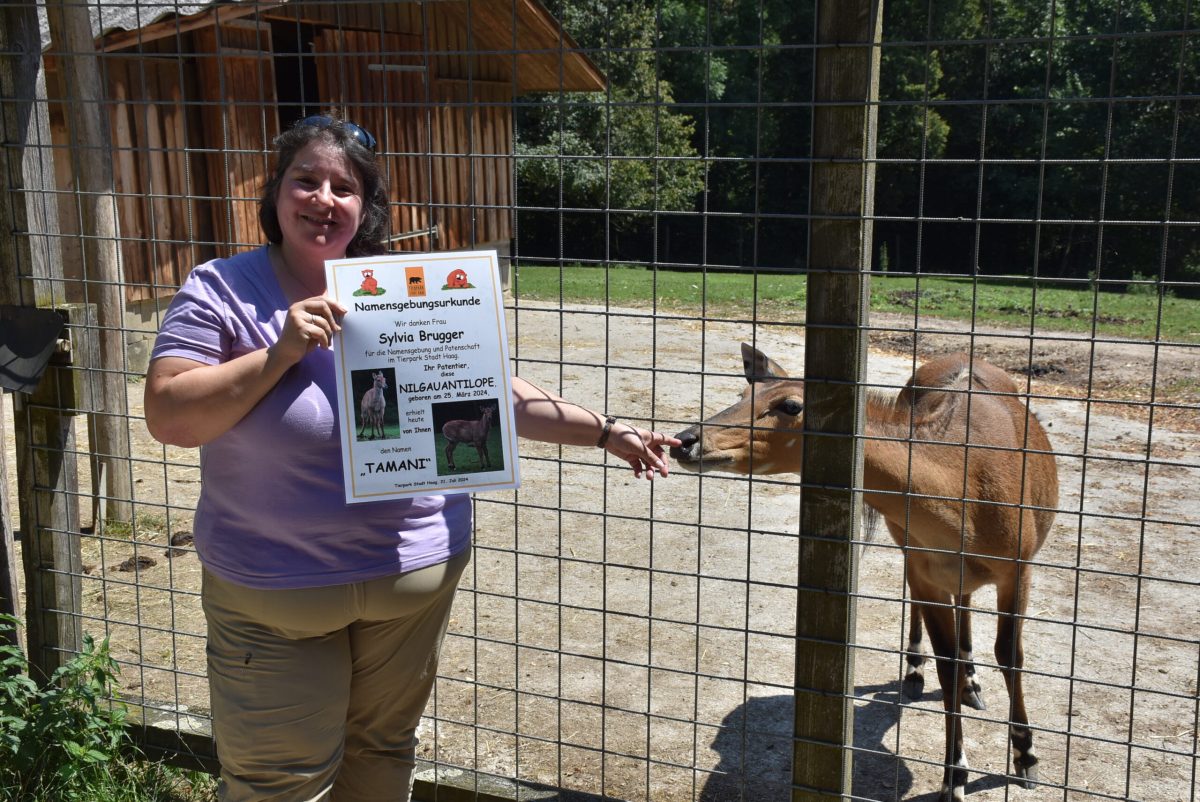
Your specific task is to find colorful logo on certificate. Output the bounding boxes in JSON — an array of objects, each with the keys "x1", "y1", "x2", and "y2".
[
  {"x1": 405, "y1": 267, "x2": 427, "y2": 297},
  {"x1": 443, "y1": 268, "x2": 475, "y2": 290},
  {"x1": 354, "y1": 268, "x2": 385, "y2": 296}
]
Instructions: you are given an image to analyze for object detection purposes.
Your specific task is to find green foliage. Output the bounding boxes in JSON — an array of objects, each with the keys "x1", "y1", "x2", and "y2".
[
  {"x1": 516, "y1": 0, "x2": 1199, "y2": 289},
  {"x1": 517, "y1": 0, "x2": 705, "y2": 255},
  {"x1": 0, "y1": 616, "x2": 127, "y2": 800},
  {"x1": 1127, "y1": 271, "x2": 1168, "y2": 296},
  {"x1": 0, "y1": 616, "x2": 216, "y2": 802},
  {"x1": 874, "y1": 0, "x2": 1200, "y2": 289}
]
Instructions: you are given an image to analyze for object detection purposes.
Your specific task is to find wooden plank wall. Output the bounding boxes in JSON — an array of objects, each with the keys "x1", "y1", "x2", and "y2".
[
  {"x1": 314, "y1": 29, "x2": 433, "y2": 250},
  {"x1": 194, "y1": 24, "x2": 279, "y2": 256},
  {"x1": 429, "y1": 80, "x2": 513, "y2": 251},
  {"x1": 422, "y1": 3, "x2": 517, "y2": 249},
  {"x1": 314, "y1": 29, "x2": 514, "y2": 253},
  {"x1": 106, "y1": 57, "x2": 207, "y2": 301},
  {"x1": 74, "y1": 4, "x2": 530, "y2": 301}
]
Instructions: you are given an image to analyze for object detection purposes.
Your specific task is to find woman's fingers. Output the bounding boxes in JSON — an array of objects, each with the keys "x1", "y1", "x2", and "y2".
[
  {"x1": 289, "y1": 297, "x2": 344, "y2": 350},
  {"x1": 607, "y1": 426, "x2": 680, "y2": 479}
]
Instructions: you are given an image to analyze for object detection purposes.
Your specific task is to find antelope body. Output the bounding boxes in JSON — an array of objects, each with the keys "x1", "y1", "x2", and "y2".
[
  {"x1": 358, "y1": 371, "x2": 387, "y2": 440},
  {"x1": 670, "y1": 344, "x2": 1058, "y2": 801},
  {"x1": 443, "y1": 406, "x2": 495, "y2": 471}
]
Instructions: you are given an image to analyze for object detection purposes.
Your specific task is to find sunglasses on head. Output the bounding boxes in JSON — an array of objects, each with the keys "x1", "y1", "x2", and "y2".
[{"x1": 298, "y1": 115, "x2": 377, "y2": 151}]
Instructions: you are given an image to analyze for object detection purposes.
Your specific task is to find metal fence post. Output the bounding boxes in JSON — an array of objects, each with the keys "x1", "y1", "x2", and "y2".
[{"x1": 795, "y1": 1, "x2": 882, "y2": 798}]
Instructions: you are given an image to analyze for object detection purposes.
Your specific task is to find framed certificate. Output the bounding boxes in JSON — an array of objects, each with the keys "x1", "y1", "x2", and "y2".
[{"x1": 325, "y1": 250, "x2": 520, "y2": 503}]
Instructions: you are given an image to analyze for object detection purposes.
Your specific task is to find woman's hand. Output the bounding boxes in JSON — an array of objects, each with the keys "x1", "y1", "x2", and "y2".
[
  {"x1": 604, "y1": 424, "x2": 681, "y2": 480},
  {"x1": 273, "y1": 296, "x2": 346, "y2": 365}
]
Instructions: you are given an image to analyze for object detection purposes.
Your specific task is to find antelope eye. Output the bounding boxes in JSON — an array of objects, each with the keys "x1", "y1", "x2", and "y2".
[{"x1": 777, "y1": 398, "x2": 804, "y2": 416}]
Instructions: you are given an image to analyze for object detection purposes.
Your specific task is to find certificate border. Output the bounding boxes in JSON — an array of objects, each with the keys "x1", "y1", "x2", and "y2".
[{"x1": 327, "y1": 249, "x2": 519, "y2": 502}]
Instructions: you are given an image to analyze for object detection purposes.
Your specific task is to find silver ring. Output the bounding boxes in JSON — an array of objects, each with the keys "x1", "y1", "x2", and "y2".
[{"x1": 309, "y1": 313, "x2": 316, "y2": 326}]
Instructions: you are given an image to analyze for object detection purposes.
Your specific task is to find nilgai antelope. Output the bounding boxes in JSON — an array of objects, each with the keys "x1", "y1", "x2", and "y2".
[
  {"x1": 670, "y1": 344, "x2": 1058, "y2": 801},
  {"x1": 443, "y1": 405, "x2": 495, "y2": 471},
  {"x1": 358, "y1": 371, "x2": 388, "y2": 440}
]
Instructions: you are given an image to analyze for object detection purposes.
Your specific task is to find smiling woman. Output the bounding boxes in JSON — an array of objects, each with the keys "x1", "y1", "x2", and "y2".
[
  {"x1": 140, "y1": 116, "x2": 452, "y2": 802},
  {"x1": 139, "y1": 114, "x2": 678, "y2": 802}
]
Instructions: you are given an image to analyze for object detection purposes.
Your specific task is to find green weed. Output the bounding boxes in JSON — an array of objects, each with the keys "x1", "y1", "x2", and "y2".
[{"x1": 0, "y1": 616, "x2": 215, "y2": 802}]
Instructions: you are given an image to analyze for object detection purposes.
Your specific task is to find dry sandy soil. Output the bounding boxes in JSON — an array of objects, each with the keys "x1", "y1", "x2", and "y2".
[{"x1": 4, "y1": 303, "x2": 1198, "y2": 802}]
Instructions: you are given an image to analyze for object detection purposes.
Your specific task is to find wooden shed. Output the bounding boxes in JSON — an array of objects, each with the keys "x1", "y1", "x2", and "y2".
[{"x1": 44, "y1": 0, "x2": 604, "y2": 309}]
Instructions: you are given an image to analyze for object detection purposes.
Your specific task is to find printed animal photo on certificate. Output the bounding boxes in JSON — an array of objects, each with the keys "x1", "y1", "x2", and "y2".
[
  {"x1": 352, "y1": 367, "x2": 398, "y2": 441},
  {"x1": 432, "y1": 399, "x2": 504, "y2": 475}
]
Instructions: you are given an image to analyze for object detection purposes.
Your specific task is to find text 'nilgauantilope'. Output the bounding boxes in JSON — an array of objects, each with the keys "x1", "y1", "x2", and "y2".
[{"x1": 670, "y1": 344, "x2": 1058, "y2": 802}]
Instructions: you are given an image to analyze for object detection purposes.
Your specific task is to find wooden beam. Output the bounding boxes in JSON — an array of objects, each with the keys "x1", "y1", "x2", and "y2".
[
  {"x1": 795, "y1": 1, "x2": 882, "y2": 799},
  {"x1": 98, "y1": 3, "x2": 267, "y2": 52},
  {"x1": 17, "y1": 304, "x2": 95, "y2": 682},
  {"x1": 44, "y1": 0, "x2": 134, "y2": 525}
]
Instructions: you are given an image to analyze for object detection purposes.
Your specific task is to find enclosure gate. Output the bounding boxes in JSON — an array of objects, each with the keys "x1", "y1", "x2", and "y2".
[{"x1": 2, "y1": 0, "x2": 1198, "y2": 800}]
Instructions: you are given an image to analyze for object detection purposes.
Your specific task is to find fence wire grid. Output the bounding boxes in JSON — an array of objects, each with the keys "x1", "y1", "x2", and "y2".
[{"x1": 1, "y1": 1, "x2": 1198, "y2": 801}]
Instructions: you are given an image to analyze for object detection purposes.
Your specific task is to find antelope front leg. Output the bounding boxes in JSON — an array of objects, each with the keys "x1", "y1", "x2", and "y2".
[
  {"x1": 996, "y1": 578, "x2": 1038, "y2": 787},
  {"x1": 931, "y1": 625, "x2": 971, "y2": 802},
  {"x1": 957, "y1": 597, "x2": 986, "y2": 711},
  {"x1": 903, "y1": 601, "x2": 926, "y2": 700}
]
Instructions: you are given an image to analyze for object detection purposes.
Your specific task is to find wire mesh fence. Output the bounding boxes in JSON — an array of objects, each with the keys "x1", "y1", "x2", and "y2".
[{"x1": 1, "y1": 1, "x2": 1198, "y2": 800}]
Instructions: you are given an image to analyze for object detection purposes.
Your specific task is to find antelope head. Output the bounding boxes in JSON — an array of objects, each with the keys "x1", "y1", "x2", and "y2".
[{"x1": 670, "y1": 343, "x2": 805, "y2": 475}]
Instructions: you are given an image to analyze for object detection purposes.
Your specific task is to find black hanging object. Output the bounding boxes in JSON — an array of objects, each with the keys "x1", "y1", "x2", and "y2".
[{"x1": 0, "y1": 305, "x2": 65, "y2": 394}]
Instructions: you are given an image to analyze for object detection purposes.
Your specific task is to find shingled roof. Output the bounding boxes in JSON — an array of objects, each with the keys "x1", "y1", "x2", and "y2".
[{"x1": 40, "y1": 0, "x2": 604, "y2": 94}]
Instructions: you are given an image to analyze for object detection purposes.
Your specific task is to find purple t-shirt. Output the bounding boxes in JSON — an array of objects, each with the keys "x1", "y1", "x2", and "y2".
[{"x1": 151, "y1": 246, "x2": 471, "y2": 589}]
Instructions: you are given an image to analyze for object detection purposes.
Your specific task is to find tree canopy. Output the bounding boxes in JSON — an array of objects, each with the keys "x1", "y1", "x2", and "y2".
[{"x1": 516, "y1": 0, "x2": 1198, "y2": 294}]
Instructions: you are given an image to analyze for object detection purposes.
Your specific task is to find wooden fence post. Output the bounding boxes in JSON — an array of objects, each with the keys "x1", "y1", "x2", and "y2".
[
  {"x1": 15, "y1": 304, "x2": 92, "y2": 682},
  {"x1": 0, "y1": 411, "x2": 19, "y2": 646},
  {"x1": 795, "y1": 1, "x2": 882, "y2": 798},
  {"x1": 44, "y1": 0, "x2": 133, "y2": 525},
  {"x1": 0, "y1": 0, "x2": 68, "y2": 655}
]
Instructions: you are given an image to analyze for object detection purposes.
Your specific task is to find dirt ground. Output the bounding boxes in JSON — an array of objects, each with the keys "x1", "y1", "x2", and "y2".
[{"x1": 4, "y1": 303, "x2": 1198, "y2": 801}]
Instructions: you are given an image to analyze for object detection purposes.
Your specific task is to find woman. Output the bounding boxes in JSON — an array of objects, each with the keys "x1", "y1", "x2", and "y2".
[{"x1": 144, "y1": 114, "x2": 678, "y2": 801}]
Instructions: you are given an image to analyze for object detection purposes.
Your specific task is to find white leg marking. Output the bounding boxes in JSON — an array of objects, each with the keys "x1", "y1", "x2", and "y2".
[{"x1": 939, "y1": 753, "x2": 969, "y2": 802}]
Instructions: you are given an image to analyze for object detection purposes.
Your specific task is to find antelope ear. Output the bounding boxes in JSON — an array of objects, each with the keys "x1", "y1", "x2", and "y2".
[{"x1": 740, "y1": 342, "x2": 789, "y2": 382}]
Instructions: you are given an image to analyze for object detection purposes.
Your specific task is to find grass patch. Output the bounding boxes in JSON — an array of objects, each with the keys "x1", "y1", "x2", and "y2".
[
  {"x1": 100, "y1": 512, "x2": 171, "y2": 541},
  {"x1": 512, "y1": 265, "x2": 1200, "y2": 343},
  {"x1": 875, "y1": 276, "x2": 1199, "y2": 341}
]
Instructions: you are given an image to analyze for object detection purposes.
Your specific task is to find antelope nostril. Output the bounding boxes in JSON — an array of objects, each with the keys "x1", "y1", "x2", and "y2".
[{"x1": 670, "y1": 428, "x2": 699, "y2": 459}]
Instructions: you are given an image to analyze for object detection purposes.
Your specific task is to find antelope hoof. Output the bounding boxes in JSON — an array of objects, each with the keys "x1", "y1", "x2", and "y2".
[
  {"x1": 939, "y1": 754, "x2": 969, "y2": 802},
  {"x1": 902, "y1": 672, "x2": 924, "y2": 701},
  {"x1": 1013, "y1": 759, "x2": 1038, "y2": 789},
  {"x1": 963, "y1": 687, "x2": 986, "y2": 711},
  {"x1": 938, "y1": 779, "x2": 967, "y2": 802}
]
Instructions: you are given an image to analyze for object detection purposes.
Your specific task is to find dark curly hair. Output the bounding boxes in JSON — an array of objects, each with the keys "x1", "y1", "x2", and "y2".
[{"x1": 259, "y1": 115, "x2": 389, "y2": 257}]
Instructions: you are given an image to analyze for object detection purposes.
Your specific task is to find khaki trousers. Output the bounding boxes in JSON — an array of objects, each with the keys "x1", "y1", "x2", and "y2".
[{"x1": 202, "y1": 548, "x2": 470, "y2": 802}]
